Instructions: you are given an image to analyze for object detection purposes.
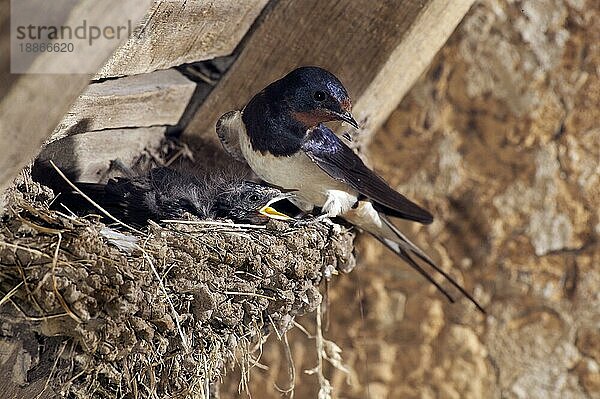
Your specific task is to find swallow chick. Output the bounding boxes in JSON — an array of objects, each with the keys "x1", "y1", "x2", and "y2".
[
  {"x1": 56, "y1": 166, "x2": 291, "y2": 226},
  {"x1": 216, "y1": 66, "x2": 484, "y2": 312},
  {"x1": 211, "y1": 179, "x2": 292, "y2": 224}
]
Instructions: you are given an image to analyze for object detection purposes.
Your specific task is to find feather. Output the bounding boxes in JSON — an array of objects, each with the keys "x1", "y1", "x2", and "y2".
[
  {"x1": 302, "y1": 124, "x2": 433, "y2": 224},
  {"x1": 216, "y1": 110, "x2": 247, "y2": 162},
  {"x1": 378, "y1": 216, "x2": 485, "y2": 313}
]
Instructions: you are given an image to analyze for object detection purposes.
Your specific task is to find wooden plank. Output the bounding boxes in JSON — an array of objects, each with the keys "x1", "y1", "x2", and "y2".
[
  {"x1": 352, "y1": 0, "x2": 476, "y2": 145},
  {"x1": 184, "y1": 0, "x2": 475, "y2": 146},
  {"x1": 50, "y1": 69, "x2": 196, "y2": 143},
  {"x1": 0, "y1": 0, "x2": 151, "y2": 195},
  {"x1": 0, "y1": 3, "x2": 16, "y2": 97},
  {"x1": 36, "y1": 127, "x2": 166, "y2": 182},
  {"x1": 0, "y1": 339, "x2": 55, "y2": 399},
  {"x1": 96, "y1": 0, "x2": 269, "y2": 79}
]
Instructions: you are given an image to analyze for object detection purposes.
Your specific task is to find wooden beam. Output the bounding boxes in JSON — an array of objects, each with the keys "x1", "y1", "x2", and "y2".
[
  {"x1": 50, "y1": 69, "x2": 196, "y2": 143},
  {"x1": 0, "y1": 3, "x2": 16, "y2": 97},
  {"x1": 352, "y1": 0, "x2": 475, "y2": 145},
  {"x1": 37, "y1": 127, "x2": 166, "y2": 182},
  {"x1": 0, "y1": 0, "x2": 151, "y2": 195},
  {"x1": 0, "y1": 339, "x2": 55, "y2": 399},
  {"x1": 184, "y1": 0, "x2": 475, "y2": 146},
  {"x1": 96, "y1": 0, "x2": 269, "y2": 79}
]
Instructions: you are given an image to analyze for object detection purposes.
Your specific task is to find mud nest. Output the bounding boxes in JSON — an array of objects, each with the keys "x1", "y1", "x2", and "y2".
[{"x1": 0, "y1": 172, "x2": 355, "y2": 398}]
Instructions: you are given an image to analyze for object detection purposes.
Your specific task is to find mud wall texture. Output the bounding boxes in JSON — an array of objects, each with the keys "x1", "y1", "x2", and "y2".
[{"x1": 221, "y1": 0, "x2": 600, "y2": 397}]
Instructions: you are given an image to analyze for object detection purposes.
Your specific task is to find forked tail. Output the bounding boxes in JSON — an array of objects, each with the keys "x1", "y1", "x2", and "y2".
[{"x1": 377, "y1": 216, "x2": 486, "y2": 313}]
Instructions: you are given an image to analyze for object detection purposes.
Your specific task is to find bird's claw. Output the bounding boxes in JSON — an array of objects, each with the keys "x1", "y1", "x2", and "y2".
[
  {"x1": 290, "y1": 217, "x2": 318, "y2": 227},
  {"x1": 290, "y1": 214, "x2": 334, "y2": 228},
  {"x1": 315, "y1": 214, "x2": 335, "y2": 224}
]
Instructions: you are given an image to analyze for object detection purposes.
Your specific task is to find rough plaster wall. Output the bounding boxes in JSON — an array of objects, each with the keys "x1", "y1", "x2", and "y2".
[{"x1": 221, "y1": 0, "x2": 600, "y2": 397}]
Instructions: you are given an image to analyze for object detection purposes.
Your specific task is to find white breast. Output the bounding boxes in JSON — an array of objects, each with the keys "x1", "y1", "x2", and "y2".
[{"x1": 238, "y1": 123, "x2": 358, "y2": 215}]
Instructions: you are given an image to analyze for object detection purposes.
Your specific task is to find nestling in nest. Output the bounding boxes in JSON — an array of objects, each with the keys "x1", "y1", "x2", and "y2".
[{"x1": 0, "y1": 165, "x2": 355, "y2": 398}]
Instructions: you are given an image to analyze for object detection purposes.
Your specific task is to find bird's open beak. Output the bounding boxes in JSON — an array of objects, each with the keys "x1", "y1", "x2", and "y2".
[
  {"x1": 259, "y1": 194, "x2": 293, "y2": 221},
  {"x1": 333, "y1": 110, "x2": 359, "y2": 129}
]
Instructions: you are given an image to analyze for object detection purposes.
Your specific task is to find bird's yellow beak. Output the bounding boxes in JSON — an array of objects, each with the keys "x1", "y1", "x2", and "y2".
[
  {"x1": 259, "y1": 205, "x2": 291, "y2": 220},
  {"x1": 259, "y1": 196, "x2": 292, "y2": 220}
]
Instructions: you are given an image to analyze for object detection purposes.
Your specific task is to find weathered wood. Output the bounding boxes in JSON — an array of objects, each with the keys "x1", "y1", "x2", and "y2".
[
  {"x1": 0, "y1": 339, "x2": 55, "y2": 399},
  {"x1": 0, "y1": 3, "x2": 15, "y2": 97},
  {"x1": 37, "y1": 127, "x2": 166, "y2": 182},
  {"x1": 352, "y1": 0, "x2": 476, "y2": 145},
  {"x1": 97, "y1": 0, "x2": 269, "y2": 79},
  {"x1": 50, "y1": 69, "x2": 196, "y2": 143},
  {"x1": 0, "y1": 0, "x2": 151, "y2": 195},
  {"x1": 184, "y1": 0, "x2": 475, "y2": 146}
]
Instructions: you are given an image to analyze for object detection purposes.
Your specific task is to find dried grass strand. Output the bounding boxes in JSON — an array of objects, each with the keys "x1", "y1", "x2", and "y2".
[
  {"x1": 139, "y1": 246, "x2": 190, "y2": 353},
  {"x1": 51, "y1": 232, "x2": 82, "y2": 323},
  {"x1": 162, "y1": 220, "x2": 266, "y2": 230},
  {"x1": 0, "y1": 281, "x2": 23, "y2": 308},
  {"x1": 48, "y1": 160, "x2": 143, "y2": 235}
]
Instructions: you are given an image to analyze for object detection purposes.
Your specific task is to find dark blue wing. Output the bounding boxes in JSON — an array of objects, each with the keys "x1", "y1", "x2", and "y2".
[{"x1": 301, "y1": 124, "x2": 433, "y2": 224}]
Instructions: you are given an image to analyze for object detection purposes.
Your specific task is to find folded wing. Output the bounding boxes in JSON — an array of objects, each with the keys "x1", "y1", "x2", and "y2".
[
  {"x1": 216, "y1": 110, "x2": 247, "y2": 163},
  {"x1": 301, "y1": 124, "x2": 433, "y2": 224}
]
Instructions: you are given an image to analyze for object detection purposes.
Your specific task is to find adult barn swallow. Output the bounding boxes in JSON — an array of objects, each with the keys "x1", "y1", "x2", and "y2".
[
  {"x1": 216, "y1": 66, "x2": 484, "y2": 312},
  {"x1": 57, "y1": 167, "x2": 290, "y2": 226}
]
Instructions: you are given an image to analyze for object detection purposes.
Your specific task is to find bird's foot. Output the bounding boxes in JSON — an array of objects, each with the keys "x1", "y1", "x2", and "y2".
[
  {"x1": 315, "y1": 214, "x2": 336, "y2": 225},
  {"x1": 290, "y1": 216, "x2": 319, "y2": 227},
  {"x1": 291, "y1": 213, "x2": 335, "y2": 227}
]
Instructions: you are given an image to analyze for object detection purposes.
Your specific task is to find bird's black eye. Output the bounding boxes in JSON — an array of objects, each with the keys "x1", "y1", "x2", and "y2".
[
  {"x1": 313, "y1": 91, "x2": 326, "y2": 101},
  {"x1": 249, "y1": 194, "x2": 260, "y2": 202}
]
